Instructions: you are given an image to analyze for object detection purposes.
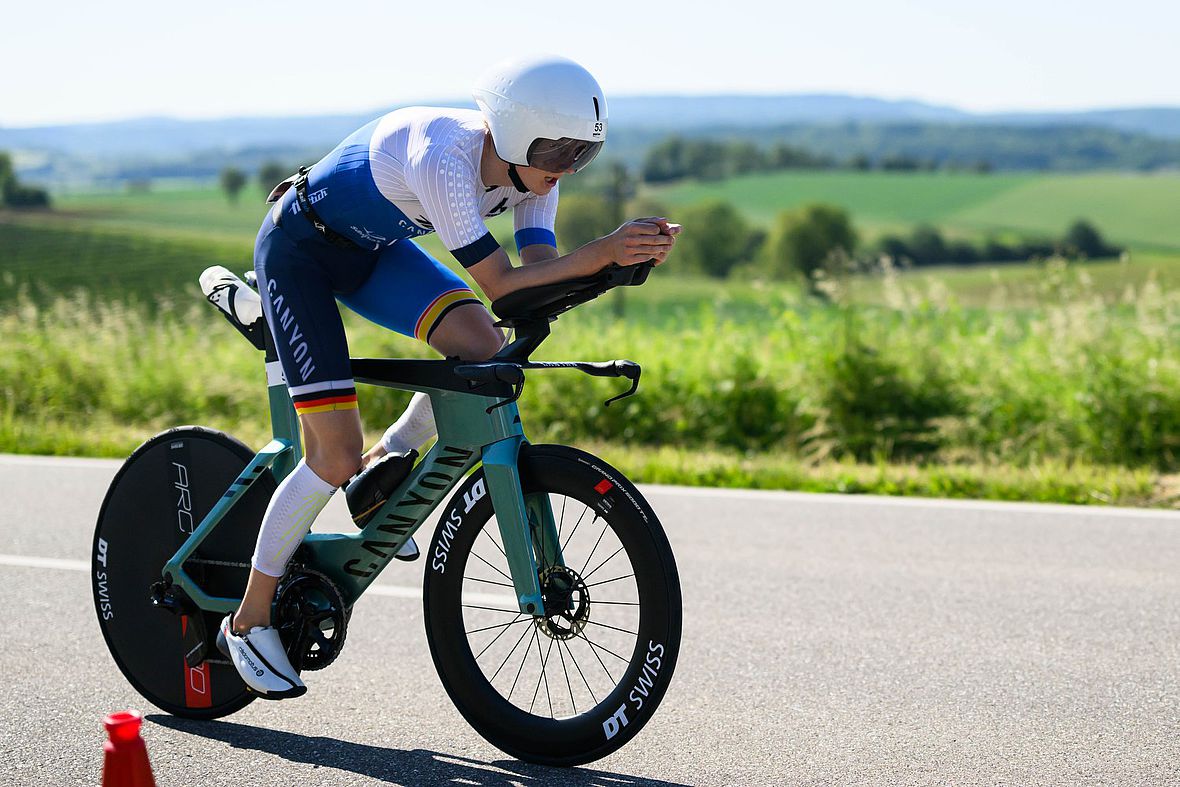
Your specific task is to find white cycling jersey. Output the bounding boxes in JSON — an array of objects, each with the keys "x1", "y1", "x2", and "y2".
[{"x1": 300, "y1": 107, "x2": 559, "y2": 265}]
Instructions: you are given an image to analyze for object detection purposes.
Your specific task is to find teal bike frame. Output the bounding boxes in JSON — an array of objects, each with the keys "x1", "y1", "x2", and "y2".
[{"x1": 161, "y1": 363, "x2": 563, "y2": 618}]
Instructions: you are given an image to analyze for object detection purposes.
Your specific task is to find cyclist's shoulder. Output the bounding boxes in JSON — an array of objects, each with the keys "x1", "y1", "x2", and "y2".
[
  {"x1": 375, "y1": 107, "x2": 483, "y2": 153},
  {"x1": 395, "y1": 109, "x2": 484, "y2": 177}
]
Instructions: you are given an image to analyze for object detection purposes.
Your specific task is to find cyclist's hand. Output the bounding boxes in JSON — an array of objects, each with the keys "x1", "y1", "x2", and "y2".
[
  {"x1": 631, "y1": 217, "x2": 681, "y2": 266},
  {"x1": 635, "y1": 217, "x2": 682, "y2": 237},
  {"x1": 604, "y1": 218, "x2": 677, "y2": 266}
]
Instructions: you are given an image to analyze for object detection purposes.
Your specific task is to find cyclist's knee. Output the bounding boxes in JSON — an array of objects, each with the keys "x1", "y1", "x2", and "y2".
[
  {"x1": 300, "y1": 411, "x2": 364, "y2": 486},
  {"x1": 428, "y1": 303, "x2": 505, "y2": 361},
  {"x1": 305, "y1": 446, "x2": 362, "y2": 488}
]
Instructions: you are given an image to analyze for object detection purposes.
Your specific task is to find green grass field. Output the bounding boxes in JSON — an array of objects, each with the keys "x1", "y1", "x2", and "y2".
[
  {"x1": 5, "y1": 177, "x2": 1180, "y2": 311},
  {"x1": 649, "y1": 170, "x2": 1180, "y2": 251},
  {"x1": 60, "y1": 170, "x2": 1123, "y2": 322},
  {"x1": 49, "y1": 186, "x2": 517, "y2": 261}
]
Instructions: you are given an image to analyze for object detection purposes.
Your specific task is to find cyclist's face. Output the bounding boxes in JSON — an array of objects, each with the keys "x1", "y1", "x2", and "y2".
[{"x1": 517, "y1": 165, "x2": 572, "y2": 195}]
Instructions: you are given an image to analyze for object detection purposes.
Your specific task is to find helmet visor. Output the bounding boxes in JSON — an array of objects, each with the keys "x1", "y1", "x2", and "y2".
[{"x1": 526, "y1": 137, "x2": 604, "y2": 173}]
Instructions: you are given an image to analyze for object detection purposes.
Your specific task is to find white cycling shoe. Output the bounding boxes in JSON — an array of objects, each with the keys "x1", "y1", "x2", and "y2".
[
  {"x1": 199, "y1": 266, "x2": 263, "y2": 327},
  {"x1": 216, "y1": 614, "x2": 307, "y2": 700}
]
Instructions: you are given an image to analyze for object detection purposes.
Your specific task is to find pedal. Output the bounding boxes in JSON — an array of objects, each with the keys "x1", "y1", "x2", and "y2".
[
  {"x1": 181, "y1": 613, "x2": 209, "y2": 668},
  {"x1": 345, "y1": 450, "x2": 418, "y2": 528}
]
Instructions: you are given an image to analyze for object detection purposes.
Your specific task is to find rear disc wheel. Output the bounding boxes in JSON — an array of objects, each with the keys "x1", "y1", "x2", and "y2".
[{"x1": 92, "y1": 426, "x2": 276, "y2": 719}]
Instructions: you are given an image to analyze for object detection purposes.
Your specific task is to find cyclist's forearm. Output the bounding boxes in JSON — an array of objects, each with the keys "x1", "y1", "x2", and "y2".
[{"x1": 473, "y1": 241, "x2": 612, "y2": 300}]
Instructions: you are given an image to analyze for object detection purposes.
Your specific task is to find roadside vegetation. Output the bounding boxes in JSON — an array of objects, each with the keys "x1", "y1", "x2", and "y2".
[
  {"x1": 2, "y1": 175, "x2": 1177, "y2": 507},
  {"x1": 0, "y1": 259, "x2": 1175, "y2": 506}
]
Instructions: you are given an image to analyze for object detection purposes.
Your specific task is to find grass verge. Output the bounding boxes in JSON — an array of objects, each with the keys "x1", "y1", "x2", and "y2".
[{"x1": 2, "y1": 408, "x2": 1170, "y2": 508}]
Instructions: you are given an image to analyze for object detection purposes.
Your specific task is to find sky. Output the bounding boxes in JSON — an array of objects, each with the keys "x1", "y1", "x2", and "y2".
[{"x1": 2, "y1": 0, "x2": 1178, "y2": 127}]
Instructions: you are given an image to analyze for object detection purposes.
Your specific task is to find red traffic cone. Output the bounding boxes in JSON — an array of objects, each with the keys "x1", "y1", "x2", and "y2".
[{"x1": 102, "y1": 710, "x2": 157, "y2": 787}]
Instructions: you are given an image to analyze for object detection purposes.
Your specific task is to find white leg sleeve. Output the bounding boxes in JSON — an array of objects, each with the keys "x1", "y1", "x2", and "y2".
[
  {"x1": 380, "y1": 392, "x2": 437, "y2": 454},
  {"x1": 251, "y1": 460, "x2": 336, "y2": 578}
]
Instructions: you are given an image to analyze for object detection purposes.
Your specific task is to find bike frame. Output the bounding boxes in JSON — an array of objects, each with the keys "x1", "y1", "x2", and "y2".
[{"x1": 161, "y1": 360, "x2": 563, "y2": 617}]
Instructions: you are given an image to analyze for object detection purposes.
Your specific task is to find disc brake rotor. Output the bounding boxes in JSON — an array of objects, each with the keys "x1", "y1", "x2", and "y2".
[{"x1": 535, "y1": 565, "x2": 591, "y2": 640}]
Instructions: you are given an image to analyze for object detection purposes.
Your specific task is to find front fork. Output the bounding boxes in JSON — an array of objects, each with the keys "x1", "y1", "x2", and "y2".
[{"x1": 482, "y1": 436, "x2": 565, "y2": 615}]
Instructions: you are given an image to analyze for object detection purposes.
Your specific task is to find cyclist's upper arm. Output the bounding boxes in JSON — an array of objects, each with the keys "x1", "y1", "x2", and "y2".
[{"x1": 513, "y1": 186, "x2": 559, "y2": 266}]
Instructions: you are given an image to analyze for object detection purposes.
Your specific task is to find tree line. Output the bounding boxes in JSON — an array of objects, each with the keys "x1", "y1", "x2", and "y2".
[
  {"x1": 876, "y1": 220, "x2": 1121, "y2": 267},
  {"x1": 217, "y1": 160, "x2": 291, "y2": 204},
  {"x1": 0, "y1": 152, "x2": 50, "y2": 208},
  {"x1": 558, "y1": 168, "x2": 1121, "y2": 285},
  {"x1": 641, "y1": 135, "x2": 995, "y2": 183},
  {"x1": 637, "y1": 122, "x2": 1180, "y2": 180}
]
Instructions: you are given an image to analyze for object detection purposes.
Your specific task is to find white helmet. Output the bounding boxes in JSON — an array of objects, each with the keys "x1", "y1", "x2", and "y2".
[{"x1": 473, "y1": 54, "x2": 607, "y2": 174}]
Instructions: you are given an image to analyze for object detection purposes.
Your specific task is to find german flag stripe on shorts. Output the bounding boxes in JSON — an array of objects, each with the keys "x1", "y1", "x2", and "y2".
[
  {"x1": 292, "y1": 387, "x2": 359, "y2": 415},
  {"x1": 414, "y1": 288, "x2": 482, "y2": 343}
]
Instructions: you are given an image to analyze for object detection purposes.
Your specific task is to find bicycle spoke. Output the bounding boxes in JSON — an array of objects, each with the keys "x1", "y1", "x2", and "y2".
[
  {"x1": 576, "y1": 630, "x2": 619, "y2": 684},
  {"x1": 584, "y1": 618, "x2": 639, "y2": 637},
  {"x1": 585, "y1": 573, "x2": 635, "y2": 589},
  {"x1": 509, "y1": 626, "x2": 540, "y2": 702},
  {"x1": 542, "y1": 637, "x2": 555, "y2": 717},
  {"x1": 583, "y1": 545, "x2": 626, "y2": 582},
  {"x1": 578, "y1": 519, "x2": 610, "y2": 578},
  {"x1": 556, "y1": 636, "x2": 577, "y2": 715},
  {"x1": 468, "y1": 618, "x2": 528, "y2": 636},
  {"x1": 560, "y1": 638, "x2": 598, "y2": 705},
  {"x1": 479, "y1": 525, "x2": 507, "y2": 558},
  {"x1": 465, "y1": 576, "x2": 514, "y2": 589},
  {"x1": 490, "y1": 619, "x2": 535, "y2": 683},
  {"x1": 529, "y1": 634, "x2": 556, "y2": 717},
  {"x1": 589, "y1": 599, "x2": 640, "y2": 607},
  {"x1": 469, "y1": 615, "x2": 527, "y2": 651},
  {"x1": 560, "y1": 505, "x2": 592, "y2": 553},
  {"x1": 469, "y1": 547, "x2": 513, "y2": 583},
  {"x1": 558, "y1": 494, "x2": 568, "y2": 542},
  {"x1": 462, "y1": 604, "x2": 522, "y2": 615}
]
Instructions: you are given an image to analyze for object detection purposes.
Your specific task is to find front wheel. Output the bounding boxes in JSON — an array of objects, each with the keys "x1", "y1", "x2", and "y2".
[{"x1": 423, "y1": 444, "x2": 682, "y2": 766}]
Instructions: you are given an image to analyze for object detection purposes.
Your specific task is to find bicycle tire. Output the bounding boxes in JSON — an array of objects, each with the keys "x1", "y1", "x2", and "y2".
[
  {"x1": 92, "y1": 426, "x2": 276, "y2": 719},
  {"x1": 423, "y1": 444, "x2": 682, "y2": 766}
]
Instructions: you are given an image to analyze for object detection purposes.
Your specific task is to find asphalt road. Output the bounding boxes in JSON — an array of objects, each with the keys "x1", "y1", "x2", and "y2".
[{"x1": 2, "y1": 452, "x2": 1179, "y2": 786}]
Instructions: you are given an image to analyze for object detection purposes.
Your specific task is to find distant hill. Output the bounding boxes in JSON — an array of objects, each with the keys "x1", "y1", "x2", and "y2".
[{"x1": 4, "y1": 94, "x2": 1180, "y2": 185}]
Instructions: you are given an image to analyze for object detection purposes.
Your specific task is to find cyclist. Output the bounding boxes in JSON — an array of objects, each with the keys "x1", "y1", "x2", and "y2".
[{"x1": 216, "y1": 54, "x2": 681, "y2": 698}]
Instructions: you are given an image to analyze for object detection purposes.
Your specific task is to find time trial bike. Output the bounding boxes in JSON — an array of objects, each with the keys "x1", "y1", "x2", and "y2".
[{"x1": 92, "y1": 261, "x2": 682, "y2": 766}]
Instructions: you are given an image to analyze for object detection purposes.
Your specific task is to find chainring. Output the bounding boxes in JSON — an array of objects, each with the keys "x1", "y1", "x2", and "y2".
[{"x1": 274, "y1": 567, "x2": 349, "y2": 672}]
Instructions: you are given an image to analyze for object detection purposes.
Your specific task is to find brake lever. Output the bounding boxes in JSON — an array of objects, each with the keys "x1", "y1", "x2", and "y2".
[
  {"x1": 487, "y1": 377, "x2": 525, "y2": 414},
  {"x1": 603, "y1": 361, "x2": 641, "y2": 407}
]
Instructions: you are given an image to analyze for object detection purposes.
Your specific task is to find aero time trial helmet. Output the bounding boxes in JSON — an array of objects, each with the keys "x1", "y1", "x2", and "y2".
[{"x1": 473, "y1": 55, "x2": 607, "y2": 174}]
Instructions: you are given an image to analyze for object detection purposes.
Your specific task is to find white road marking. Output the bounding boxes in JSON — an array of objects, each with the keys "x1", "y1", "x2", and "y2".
[
  {"x1": 0, "y1": 553, "x2": 511, "y2": 606},
  {"x1": 0, "y1": 453, "x2": 122, "y2": 469},
  {"x1": 640, "y1": 483, "x2": 1180, "y2": 520},
  {"x1": 0, "y1": 555, "x2": 89, "y2": 572}
]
